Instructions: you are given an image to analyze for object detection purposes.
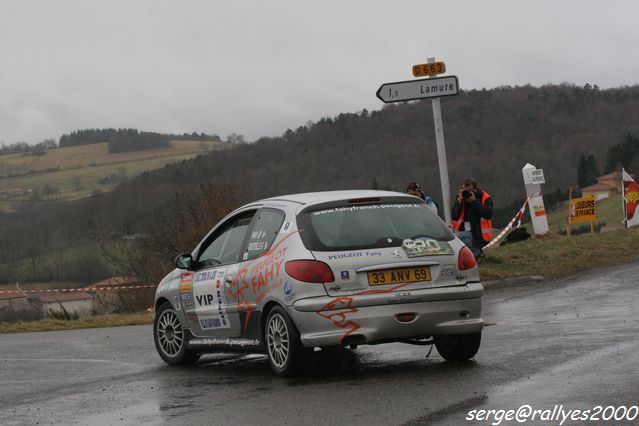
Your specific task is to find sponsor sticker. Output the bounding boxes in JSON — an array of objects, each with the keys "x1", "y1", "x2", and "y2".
[
  {"x1": 251, "y1": 229, "x2": 267, "y2": 240},
  {"x1": 402, "y1": 238, "x2": 453, "y2": 257},
  {"x1": 328, "y1": 251, "x2": 383, "y2": 261},
  {"x1": 283, "y1": 280, "x2": 293, "y2": 296},
  {"x1": 179, "y1": 273, "x2": 193, "y2": 292},
  {"x1": 193, "y1": 268, "x2": 230, "y2": 329},
  {"x1": 199, "y1": 316, "x2": 224, "y2": 330},
  {"x1": 440, "y1": 264, "x2": 458, "y2": 277},
  {"x1": 248, "y1": 241, "x2": 268, "y2": 252}
]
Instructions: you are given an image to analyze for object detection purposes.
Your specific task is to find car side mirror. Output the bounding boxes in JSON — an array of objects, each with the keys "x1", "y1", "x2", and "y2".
[{"x1": 175, "y1": 253, "x2": 193, "y2": 270}]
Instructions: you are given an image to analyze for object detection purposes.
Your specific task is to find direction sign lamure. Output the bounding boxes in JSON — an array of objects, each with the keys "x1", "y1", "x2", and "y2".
[{"x1": 376, "y1": 75, "x2": 459, "y2": 103}]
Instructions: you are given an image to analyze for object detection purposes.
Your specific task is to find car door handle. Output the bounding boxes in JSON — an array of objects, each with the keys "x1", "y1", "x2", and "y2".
[{"x1": 224, "y1": 275, "x2": 234, "y2": 286}]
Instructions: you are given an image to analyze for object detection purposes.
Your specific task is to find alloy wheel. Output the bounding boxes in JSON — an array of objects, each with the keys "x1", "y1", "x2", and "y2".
[
  {"x1": 267, "y1": 313, "x2": 290, "y2": 368},
  {"x1": 157, "y1": 309, "x2": 184, "y2": 358}
]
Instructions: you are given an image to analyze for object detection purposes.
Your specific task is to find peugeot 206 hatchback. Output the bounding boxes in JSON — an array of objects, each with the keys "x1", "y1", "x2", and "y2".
[{"x1": 153, "y1": 190, "x2": 484, "y2": 376}]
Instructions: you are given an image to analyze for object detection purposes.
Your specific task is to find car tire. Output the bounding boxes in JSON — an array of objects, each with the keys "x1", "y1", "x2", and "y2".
[
  {"x1": 434, "y1": 332, "x2": 481, "y2": 362},
  {"x1": 264, "y1": 305, "x2": 311, "y2": 377},
  {"x1": 154, "y1": 302, "x2": 200, "y2": 366}
]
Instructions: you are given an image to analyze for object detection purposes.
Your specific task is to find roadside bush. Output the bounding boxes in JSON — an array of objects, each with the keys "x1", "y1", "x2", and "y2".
[{"x1": 102, "y1": 181, "x2": 240, "y2": 286}]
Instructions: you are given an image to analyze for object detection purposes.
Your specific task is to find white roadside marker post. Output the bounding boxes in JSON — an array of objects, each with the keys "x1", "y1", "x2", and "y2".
[{"x1": 522, "y1": 163, "x2": 549, "y2": 235}]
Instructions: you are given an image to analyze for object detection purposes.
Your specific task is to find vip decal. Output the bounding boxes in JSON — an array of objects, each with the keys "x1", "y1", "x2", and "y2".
[
  {"x1": 196, "y1": 293, "x2": 216, "y2": 306},
  {"x1": 193, "y1": 269, "x2": 230, "y2": 329}
]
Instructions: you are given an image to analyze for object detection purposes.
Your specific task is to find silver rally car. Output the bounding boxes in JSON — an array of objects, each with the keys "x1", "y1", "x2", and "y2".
[{"x1": 153, "y1": 190, "x2": 484, "y2": 376}]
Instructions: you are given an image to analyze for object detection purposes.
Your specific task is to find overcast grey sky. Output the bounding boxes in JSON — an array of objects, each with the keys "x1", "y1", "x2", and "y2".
[{"x1": 1, "y1": 0, "x2": 637, "y2": 144}]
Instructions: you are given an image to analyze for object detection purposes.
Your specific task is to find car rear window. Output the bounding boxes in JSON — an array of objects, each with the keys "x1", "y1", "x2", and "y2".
[{"x1": 297, "y1": 202, "x2": 454, "y2": 251}]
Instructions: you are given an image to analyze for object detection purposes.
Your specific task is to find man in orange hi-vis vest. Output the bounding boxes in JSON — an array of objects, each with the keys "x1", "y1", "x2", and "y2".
[{"x1": 451, "y1": 177, "x2": 494, "y2": 259}]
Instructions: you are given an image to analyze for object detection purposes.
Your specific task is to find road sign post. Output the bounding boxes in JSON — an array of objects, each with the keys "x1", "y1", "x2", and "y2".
[
  {"x1": 375, "y1": 58, "x2": 458, "y2": 226},
  {"x1": 428, "y1": 57, "x2": 452, "y2": 226},
  {"x1": 376, "y1": 75, "x2": 459, "y2": 103}
]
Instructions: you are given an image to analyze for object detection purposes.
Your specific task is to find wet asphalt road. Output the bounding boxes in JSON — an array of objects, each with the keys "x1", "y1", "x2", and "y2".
[{"x1": 1, "y1": 262, "x2": 638, "y2": 425}]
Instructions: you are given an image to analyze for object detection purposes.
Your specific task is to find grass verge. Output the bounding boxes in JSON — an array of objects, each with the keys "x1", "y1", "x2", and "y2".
[
  {"x1": 0, "y1": 312, "x2": 153, "y2": 334},
  {"x1": 480, "y1": 227, "x2": 639, "y2": 281},
  {"x1": 4, "y1": 227, "x2": 639, "y2": 333}
]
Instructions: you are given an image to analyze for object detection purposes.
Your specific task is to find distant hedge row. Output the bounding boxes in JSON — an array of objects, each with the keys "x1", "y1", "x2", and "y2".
[{"x1": 59, "y1": 128, "x2": 220, "y2": 152}]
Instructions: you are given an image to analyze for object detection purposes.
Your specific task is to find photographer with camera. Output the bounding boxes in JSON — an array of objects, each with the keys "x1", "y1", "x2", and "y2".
[{"x1": 451, "y1": 177, "x2": 493, "y2": 259}]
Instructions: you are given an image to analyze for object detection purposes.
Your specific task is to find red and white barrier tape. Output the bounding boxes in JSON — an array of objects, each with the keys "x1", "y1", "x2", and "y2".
[
  {"x1": 0, "y1": 285, "x2": 157, "y2": 295},
  {"x1": 483, "y1": 197, "x2": 530, "y2": 250}
]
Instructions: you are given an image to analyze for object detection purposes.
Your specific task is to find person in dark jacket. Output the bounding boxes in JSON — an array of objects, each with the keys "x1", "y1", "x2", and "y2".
[
  {"x1": 406, "y1": 182, "x2": 439, "y2": 215},
  {"x1": 451, "y1": 178, "x2": 493, "y2": 258}
]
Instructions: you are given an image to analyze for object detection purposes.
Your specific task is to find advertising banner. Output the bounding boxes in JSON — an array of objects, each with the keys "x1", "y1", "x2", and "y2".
[
  {"x1": 622, "y1": 168, "x2": 639, "y2": 228},
  {"x1": 569, "y1": 196, "x2": 596, "y2": 225}
]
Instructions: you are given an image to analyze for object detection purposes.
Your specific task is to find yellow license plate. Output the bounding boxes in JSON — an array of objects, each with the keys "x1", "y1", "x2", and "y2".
[{"x1": 367, "y1": 267, "x2": 431, "y2": 286}]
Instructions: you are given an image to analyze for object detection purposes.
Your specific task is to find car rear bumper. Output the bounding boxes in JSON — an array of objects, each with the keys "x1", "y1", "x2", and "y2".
[{"x1": 289, "y1": 283, "x2": 484, "y2": 347}]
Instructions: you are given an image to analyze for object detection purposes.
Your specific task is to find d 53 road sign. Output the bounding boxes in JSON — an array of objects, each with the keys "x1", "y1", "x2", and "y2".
[
  {"x1": 412, "y1": 61, "x2": 446, "y2": 77},
  {"x1": 376, "y1": 75, "x2": 459, "y2": 103}
]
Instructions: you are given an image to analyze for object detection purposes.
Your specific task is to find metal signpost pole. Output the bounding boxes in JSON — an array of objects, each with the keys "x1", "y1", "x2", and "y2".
[
  {"x1": 428, "y1": 57, "x2": 452, "y2": 226},
  {"x1": 375, "y1": 58, "x2": 458, "y2": 227}
]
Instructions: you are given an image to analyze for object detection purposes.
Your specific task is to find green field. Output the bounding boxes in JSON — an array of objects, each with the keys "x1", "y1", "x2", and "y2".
[
  {"x1": 0, "y1": 141, "x2": 227, "y2": 211},
  {"x1": 5, "y1": 226, "x2": 639, "y2": 332}
]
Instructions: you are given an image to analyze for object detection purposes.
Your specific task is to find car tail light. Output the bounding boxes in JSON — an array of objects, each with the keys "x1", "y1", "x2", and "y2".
[
  {"x1": 458, "y1": 246, "x2": 477, "y2": 270},
  {"x1": 285, "y1": 260, "x2": 335, "y2": 283}
]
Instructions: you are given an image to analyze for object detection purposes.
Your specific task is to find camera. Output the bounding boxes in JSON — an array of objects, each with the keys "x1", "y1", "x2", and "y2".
[{"x1": 462, "y1": 189, "x2": 473, "y2": 198}]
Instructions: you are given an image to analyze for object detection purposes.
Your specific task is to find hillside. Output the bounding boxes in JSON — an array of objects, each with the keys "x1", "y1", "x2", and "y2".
[
  {"x1": 0, "y1": 140, "x2": 227, "y2": 209},
  {"x1": 126, "y1": 85, "x2": 639, "y2": 206},
  {"x1": 2, "y1": 83, "x2": 639, "y2": 285}
]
